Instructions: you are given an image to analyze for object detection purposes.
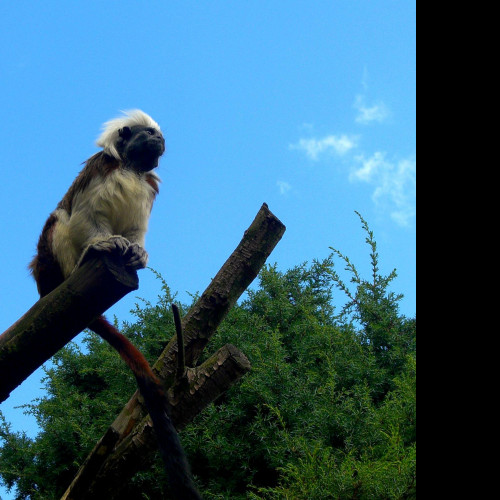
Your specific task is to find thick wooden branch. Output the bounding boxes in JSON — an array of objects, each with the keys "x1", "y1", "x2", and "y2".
[
  {"x1": 0, "y1": 253, "x2": 139, "y2": 403},
  {"x1": 63, "y1": 203, "x2": 286, "y2": 499},
  {"x1": 63, "y1": 344, "x2": 251, "y2": 500},
  {"x1": 157, "y1": 202, "x2": 287, "y2": 379},
  {"x1": 170, "y1": 344, "x2": 252, "y2": 430}
]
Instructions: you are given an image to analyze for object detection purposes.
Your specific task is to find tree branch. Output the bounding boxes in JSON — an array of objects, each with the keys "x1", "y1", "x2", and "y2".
[
  {"x1": 62, "y1": 344, "x2": 251, "y2": 500},
  {"x1": 0, "y1": 253, "x2": 139, "y2": 403},
  {"x1": 172, "y1": 304, "x2": 186, "y2": 381},
  {"x1": 62, "y1": 203, "x2": 286, "y2": 499}
]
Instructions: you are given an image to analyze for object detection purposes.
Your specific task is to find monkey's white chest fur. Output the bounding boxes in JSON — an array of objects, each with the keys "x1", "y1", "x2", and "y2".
[{"x1": 52, "y1": 169, "x2": 158, "y2": 278}]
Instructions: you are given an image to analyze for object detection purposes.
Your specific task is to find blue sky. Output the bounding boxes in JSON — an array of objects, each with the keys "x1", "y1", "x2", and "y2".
[{"x1": 0, "y1": 2, "x2": 416, "y2": 497}]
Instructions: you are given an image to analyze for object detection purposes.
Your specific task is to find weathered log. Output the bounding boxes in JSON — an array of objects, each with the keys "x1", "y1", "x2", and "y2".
[
  {"x1": 63, "y1": 344, "x2": 251, "y2": 500},
  {"x1": 62, "y1": 203, "x2": 286, "y2": 499},
  {"x1": 0, "y1": 252, "x2": 139, "y2": 403}
]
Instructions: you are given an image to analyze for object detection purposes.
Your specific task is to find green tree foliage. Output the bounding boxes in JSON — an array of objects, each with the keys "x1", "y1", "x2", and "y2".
[{"x1": 0, "y1": 215, "x2": 416, "y2": 499}]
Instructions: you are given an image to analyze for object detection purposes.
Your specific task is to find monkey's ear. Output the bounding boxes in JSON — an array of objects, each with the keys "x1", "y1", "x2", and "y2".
[{"x1": 119, "y1": 127, "x2": 132, "y2": 140}]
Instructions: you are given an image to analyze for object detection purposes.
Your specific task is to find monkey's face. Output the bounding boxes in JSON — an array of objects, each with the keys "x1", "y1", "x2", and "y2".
[{"x1": 117, "y1": 125, "x2": 165, "y2": 171}]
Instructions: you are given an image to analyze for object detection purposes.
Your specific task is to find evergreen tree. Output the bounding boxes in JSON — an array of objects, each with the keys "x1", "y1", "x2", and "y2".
[{"x1": 1, "y1": 216, "x2": 416, "y2": 499}]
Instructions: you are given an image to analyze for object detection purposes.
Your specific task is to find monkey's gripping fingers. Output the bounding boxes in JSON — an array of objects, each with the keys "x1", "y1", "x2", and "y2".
[
  {"x1": 124, "y1": 243, "x2": 149, "y2": 269},
  {"x1": 89, "y1": 235, "x2": 131, "y2": 256},
  {"x1": 76, "y1": 236, "x2": 132, "y2": 270},
  {"x1": 76, "y1": 236, "x2": 148, "y2": 270},
  {"x1": 96, "y1": 236, "x2": 131, "y2": 254}
]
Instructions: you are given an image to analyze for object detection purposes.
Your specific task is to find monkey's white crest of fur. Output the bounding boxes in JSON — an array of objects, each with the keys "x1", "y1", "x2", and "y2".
[{"x1": 96, "y1": 109, "x2": 162, "y2": 160}]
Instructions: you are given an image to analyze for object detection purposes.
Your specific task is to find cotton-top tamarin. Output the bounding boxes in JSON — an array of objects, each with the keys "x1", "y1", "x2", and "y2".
[{"x1": 29, "y1": 110, "x2": 201, "y2": 499}]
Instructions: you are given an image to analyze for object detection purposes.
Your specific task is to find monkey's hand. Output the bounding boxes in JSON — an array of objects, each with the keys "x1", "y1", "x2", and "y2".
[
  {"x1": 124, "y1": 242, "x2": 149, "y2": 269},
  {"x1": 77, "y1": 236, "x2": 149, "y2": 271}
]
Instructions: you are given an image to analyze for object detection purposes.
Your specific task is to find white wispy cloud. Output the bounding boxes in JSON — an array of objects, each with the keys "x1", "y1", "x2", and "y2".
[
  {"x1": 289, "y1": 134, "x2": 357, "y2": 161},
  {"x1": 288, "y1": 74, "x2": 414, "y2": 226},
  {"x1": 354, "y1": 95, "x2": 390, "y2": 124},
  {"x1": 289, "y1": 133, "x2": 416, "y2": 225},
  {"x1": 350, "y1": 152, "x2": 416, "y2": 227},
  {"x1": 277, "y1": 181, "x2": 292, "y2": 195}
]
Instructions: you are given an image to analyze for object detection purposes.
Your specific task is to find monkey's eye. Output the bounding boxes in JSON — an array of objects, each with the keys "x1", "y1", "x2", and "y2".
[{"x1": 146, "y1": 128, "x2": 155, "y2": 135}]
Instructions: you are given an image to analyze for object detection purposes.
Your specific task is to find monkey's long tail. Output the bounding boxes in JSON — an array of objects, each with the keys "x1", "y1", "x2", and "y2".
[{"x1": 89, "y1": 315, "x2": 202, "y2": 500}]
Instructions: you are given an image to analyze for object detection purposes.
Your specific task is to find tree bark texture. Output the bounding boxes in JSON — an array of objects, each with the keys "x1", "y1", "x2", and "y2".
[
  {"x1": 0, "y1": 254, "x2": 139, "y2": 403},
  {"x1": 62, "y1": 203, "x2": 286, "y2": 499},
  {"x1": 64, "y1": 345, "x2": 251, "y2": 500}
]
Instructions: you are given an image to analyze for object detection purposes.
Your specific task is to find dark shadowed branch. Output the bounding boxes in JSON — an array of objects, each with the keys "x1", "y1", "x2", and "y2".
[{"x1": 172, "y1": 303, "x2": 186, "y2": 381}]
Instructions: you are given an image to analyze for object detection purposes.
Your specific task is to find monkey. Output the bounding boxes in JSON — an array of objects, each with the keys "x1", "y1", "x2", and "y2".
[{"x1": 29, "y1": 110, "x2": 202, "y2": 500}]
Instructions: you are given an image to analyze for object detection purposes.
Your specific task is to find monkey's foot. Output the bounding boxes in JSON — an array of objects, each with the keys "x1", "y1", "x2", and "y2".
[{"x1": 77, "y1": 236, "x2": 149, "y2": 271}]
